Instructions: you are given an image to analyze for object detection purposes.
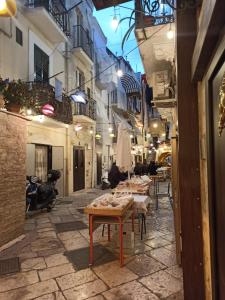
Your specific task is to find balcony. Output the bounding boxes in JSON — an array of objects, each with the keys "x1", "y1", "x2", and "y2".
[
  {"x1": 26, "y1": 82, "x2": 73, "y2": 125},
  {"x1": 73, "y1": 99, "x2": 96, "y2": 124},
  {"x1": 72, "y1": 25, "x2": 94, "y2": 65},
  {"x1": 24, "y1": 0, "x2": 70, "y2": 43}
]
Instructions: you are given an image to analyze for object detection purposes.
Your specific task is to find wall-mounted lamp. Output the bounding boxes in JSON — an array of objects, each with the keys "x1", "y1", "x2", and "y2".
[{"x1": 70, "y1": 91, "x2": 87, "y2": 104}]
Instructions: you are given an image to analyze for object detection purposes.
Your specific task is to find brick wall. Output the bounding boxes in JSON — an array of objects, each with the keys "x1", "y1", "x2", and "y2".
[{"x1": 0, "y1": 111, "x2": 27, "y2": 247}]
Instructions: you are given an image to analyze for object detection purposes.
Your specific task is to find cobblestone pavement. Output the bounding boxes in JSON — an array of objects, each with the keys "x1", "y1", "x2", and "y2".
[{"x1": 0, "y1": 185, "x2": 183, "y2": 300}]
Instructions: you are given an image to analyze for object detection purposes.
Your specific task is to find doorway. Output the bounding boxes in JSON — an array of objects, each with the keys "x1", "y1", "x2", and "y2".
[
  {"x1": 73, "y1": 146, "x2": 85, "y2": 191},
  {"x1": 208, "y1": 58, "x2": 225, "y2": 299},
  {"x1": 52, "y1": 146, "x2": 64, "y2": 197},
  {"x1": 96, "y1": 153, "x2": 102, "y2": 185}
]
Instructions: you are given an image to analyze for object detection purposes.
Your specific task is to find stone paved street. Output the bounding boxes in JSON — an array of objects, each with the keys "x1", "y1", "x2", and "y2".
[{"x1": 0, "y1": 186, "x2": 183, "y2": 300}]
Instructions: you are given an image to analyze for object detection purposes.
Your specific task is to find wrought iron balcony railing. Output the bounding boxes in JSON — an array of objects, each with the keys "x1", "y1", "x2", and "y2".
[
  {"x1": 135, "y1": 0, "x2": 175, "y2": 29},
  {"x1": 73, "y1": 98, "x2": 96, "y2": 121},
  {"x1": 26, "y1": 82, "x2": 73, "y2": 124},
  {"x1": 26, "y1": 0, "x2": 70, "y2": 35},
  {"x1": 73, "y1": 25, "x2": 94, "y2": 60}
]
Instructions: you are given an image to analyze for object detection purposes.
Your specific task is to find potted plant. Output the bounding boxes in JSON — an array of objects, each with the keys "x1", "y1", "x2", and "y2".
[
  {"x1": 0, "y1": 77, "x2": 6, "y2": 109},
  {"x1": 2, "y1": 79, "x2": 29, "y2": 113}
]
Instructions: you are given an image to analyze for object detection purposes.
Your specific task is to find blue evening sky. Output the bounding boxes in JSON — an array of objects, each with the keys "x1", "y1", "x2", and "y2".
[{"x1": 93, "y1": 2, "x2": 145, "y2": 73}]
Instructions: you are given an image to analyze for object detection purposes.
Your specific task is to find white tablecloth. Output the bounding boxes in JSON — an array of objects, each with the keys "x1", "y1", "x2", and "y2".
[{"x1": 133, "y1": 195, "x2": 150, "y2": 213}]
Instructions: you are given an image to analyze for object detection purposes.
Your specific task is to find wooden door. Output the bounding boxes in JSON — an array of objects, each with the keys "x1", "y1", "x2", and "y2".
[
  {"x1": 96, "y1": 153, "x2": 102, "y2": 185},
  {"x1": 52, "y1": 146, "x2": 64, "y2": 197},
  {"x1": 208, "y1": 61, "x2": 225, "y2": 299},
  {"x1": 73, "y1": 147, "x2": 85, "y2": 191}
]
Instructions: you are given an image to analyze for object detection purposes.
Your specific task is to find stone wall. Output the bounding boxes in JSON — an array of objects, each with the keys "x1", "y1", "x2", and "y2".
[{"x1": 0, "y1": 111, "x2": 27, "y2": 247}]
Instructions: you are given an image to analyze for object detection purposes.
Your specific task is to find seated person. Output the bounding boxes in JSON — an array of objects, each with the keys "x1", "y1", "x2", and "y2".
[
  {"x1": 108, "y1": 163, "x2": 126, "y2": 189},
  {"x1": 149, "y1": 161, "x2": 158, "y2": 175},
  {"x1": 134, "y1": 162, "x2": 143, "y2": 176}
]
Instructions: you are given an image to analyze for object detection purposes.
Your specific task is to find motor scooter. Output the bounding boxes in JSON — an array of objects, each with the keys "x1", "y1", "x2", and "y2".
[{"x1": 26, "y1": 170, "x2": 61, "y2": 213}]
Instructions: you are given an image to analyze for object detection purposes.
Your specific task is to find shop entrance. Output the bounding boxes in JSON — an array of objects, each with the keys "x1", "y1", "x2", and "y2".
[
  {"x1": 96, "y1": 153, "x2": 102, "y2": 185},
  {"x1": 208, "y1": 57, "x2": 225, "y2": 298},
  {"x1": 73, "y1": 146, "x2": 85, "y2": 191}
]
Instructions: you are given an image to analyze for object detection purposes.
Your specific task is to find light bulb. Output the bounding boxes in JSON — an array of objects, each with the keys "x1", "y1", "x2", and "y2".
[
  {"x1": 109, "y1": 133, "x2": 115, "y2": 138},
  {"x1": 27, "y1": 108, "x2": 32, "y2": 115},
  {"x1": 111, "y1": 16, "x2": 119, "y2": 30},
  {"x1": 153, "y1": 123, "x2": 158, "y2": 128},
  {"x1": 89, "y1": 130, "x2": 93, "y2": 135},
  {"x1": 117, "y1": 69, "x2": 123, "y2": 77},
  {"x1": 167, "y1": 29, "x2": 174, "y2": 40},
  {"x1": 161, "y1": 133, "x2": 166, "y2": 137},
  {"x1": 108, "y1": 127, "x2": 113, "y2": 132},
  {"x1": 0, "y1": 0, "x2": 6, "y2": 11},
  {"x1": 130, "y1": 134, "x2": 134, "y2": 139}
]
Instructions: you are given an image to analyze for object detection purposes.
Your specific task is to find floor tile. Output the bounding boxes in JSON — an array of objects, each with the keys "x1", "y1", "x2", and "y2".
[
  {"x1": 57, "y1": 231, "x2": 82, "y2": 241},
  {"x1": 87, "y1": 296, "x2": 105, "y2": 300},
  {"x1": 55, "y1": 221, "x2": 88, "y2": 233},
  {"x1": 165, "y1": 265, "x2": 183, "y2": 279},
  {"x1": 65, "y1": 244, "x2": 116, "y2": 270},
  {"x1": 164, "y1": 244, "x2": 176, "y2": 251},
  {"x1": 126, "y1": 254, "x2": 166, "y2": 276},
  {"x1": 56, "y1": 268, "x2": 97, "y2": 290},
  {"x1": 93, "y1": 261, "x2": 138, "y2": 288},
  {"x1": 62, "y1": 279, "x2": 108, "y2": 300},
  {"x1": 38, "y1": 231, "x2": 57, "y2": 239},
  {"x1": 103, "y1": 280, "x2": 159, "y2": 300},
  {"x1": 139, "y1": 270, "x2": 182, "y2": 298},
  {"x1": 0, "y1": 279, "x2": 58, "y2": 300},
  {"x1": 162, "y1": 234, "x2": 175, "y2": 243},
  {"x1": 0, "y1": 270, "x2": 39, "y2": 292},
  {"x1": 165, "y1": 290, "x2": 184, "y2": 300},
  {"x1": 21, "y1": 257, "x2": 46, "y2": 271},
  {"x1": 39, "y1": 263, "x2": 75, "y2": 281},
  {"x1": 31, "y1": 238, "x2": 62, "y2": 252},
  {"x1": 144, "y1": 237, "x2": 171, "y2": 249},
  {"x1": 35, "y1": 291, "x2": 66, "y2": 300},
  {"x1": 146, "y1": 248, "x2": 177, "y2": 267},
  {"x1": 44, "y1": 253, "x2": 69, "y2": 268},
  {"x1": 62, "y1": 236, "x2": 89, "y2": 251}
]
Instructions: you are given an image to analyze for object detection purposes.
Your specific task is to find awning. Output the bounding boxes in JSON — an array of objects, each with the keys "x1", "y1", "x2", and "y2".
[{"x1": 120, "y1": 73, "x2": 141, "y2": 96}]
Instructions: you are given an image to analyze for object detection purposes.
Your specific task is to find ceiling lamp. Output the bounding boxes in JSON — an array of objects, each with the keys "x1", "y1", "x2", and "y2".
[
  {"x1": 117, "y1": 69, "x2": 123, "y2": 77},
  {"x1": 111, "y1": 15, "x2": 119, "y2": 30},
  {"x1": 0, "y1": 0, "x2": 16, "y2": 17},
  {"x1": 70, "y1": 91, "x2": 87, "y2": 104},
  {"x1": 42, "y1": 104, "x2": 54, "y2": 116},
  {"x1": 95, "y1": 133, "x2": 101, "y2": 140},
  {"x1": 74, "y1": 124, "x2": 82, "y2": 131},
  {"x1": 167, "y1": 23, "x2": 174, "y2": 40}
]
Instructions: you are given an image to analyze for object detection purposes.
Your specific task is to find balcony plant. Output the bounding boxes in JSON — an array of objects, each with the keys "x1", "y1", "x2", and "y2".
[
  {"x1": 1, "y1": 79, "x2": 30, "y2": 113},
  {"x1": 0, "y1": 77, "x2": 7, "y2": 109}
]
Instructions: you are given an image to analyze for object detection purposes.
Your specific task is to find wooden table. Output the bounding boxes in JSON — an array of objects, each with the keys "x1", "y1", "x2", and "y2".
[{"x1": 84, "y1": 200, "x2": 134, "y2": 267}]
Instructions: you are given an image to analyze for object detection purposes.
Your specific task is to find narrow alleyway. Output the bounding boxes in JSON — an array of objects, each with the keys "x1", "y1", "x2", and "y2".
[{"x1": 0, "y1": 185, "x2": 183, "y2": 300}]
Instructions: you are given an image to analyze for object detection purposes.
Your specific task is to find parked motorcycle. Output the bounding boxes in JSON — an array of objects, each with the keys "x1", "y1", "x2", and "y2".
[{"x1": 26, "y1": 170, "x2": 61, "y2": 213}]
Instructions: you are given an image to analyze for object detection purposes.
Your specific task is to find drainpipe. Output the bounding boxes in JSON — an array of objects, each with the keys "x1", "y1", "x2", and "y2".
[
  {"x1": 91, "y1": 123, "x2": 96, "y2": 188},
  {"x1": 64, "y1": 42, "x2": 69, "y2": 92}
]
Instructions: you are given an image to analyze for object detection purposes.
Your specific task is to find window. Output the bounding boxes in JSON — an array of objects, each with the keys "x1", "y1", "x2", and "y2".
[
  {"x1": 87, "y1": 87, "x2": 91, "y2": 99},
  {"x1": 77, "y1": 69, "x2": 85, "y2": 90},
  {"x1": 34, "y1": 45, "x2": 49, "y2": 82},
  {"x1": 16, "y1": 27, "x2": 23, "y2": 46}
]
